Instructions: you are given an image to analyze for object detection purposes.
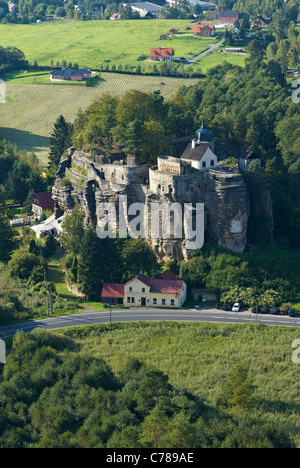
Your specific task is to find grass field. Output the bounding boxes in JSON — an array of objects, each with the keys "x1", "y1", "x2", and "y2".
[
  {"x1": 0, "y1": 72, "x2": 200, "y2": 166},
  {"x1": 187, "y1": 50, "x2": 248, "y2": 73},
  {"x1": 0, "y1": 19, "x2": 217, "y2": 69},
  {"x1": 57, "y1": 320, "x2": 300, "y2": 447}
]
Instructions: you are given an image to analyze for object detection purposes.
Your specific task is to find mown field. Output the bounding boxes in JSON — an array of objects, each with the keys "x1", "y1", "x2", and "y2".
[
  {"x1": 0, "y1": 73, "x2": 200, "y2": 166},
  {"x1": 57, "y1": 321, "x2": 300, "y2": 446},
  {"x1": 0, "y1": 19, "x2": 217, "y2": 69}
]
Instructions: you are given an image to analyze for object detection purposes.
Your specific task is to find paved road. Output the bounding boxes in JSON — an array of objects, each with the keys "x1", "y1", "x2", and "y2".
[
  {"x1": 0, "y1": 307, "x2": 299, "y2": 338},
  {"x1": 183, "y1": 38, "x2": 225, "y2": 68}
]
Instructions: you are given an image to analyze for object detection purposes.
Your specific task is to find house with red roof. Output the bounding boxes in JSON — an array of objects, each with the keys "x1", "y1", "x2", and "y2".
[
  {"x1": 32, "y1": 192, "x2": 55, "y2": 218},
  {"x1": 220, "y1": 10, "x2": 239, "y2": 22},
  {"x1": 150, "y1": 47, "x2": 175, "y2": 62},
  {"x1": 192, "y1": 24, "x2": 215, "y2": 37},
  {"x1": 101, "y1": 271, "x2": 187, "y2": 307}
]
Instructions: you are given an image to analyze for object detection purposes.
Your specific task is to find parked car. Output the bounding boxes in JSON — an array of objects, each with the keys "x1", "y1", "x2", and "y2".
[
  {"x1": 261, "y1": 306, "x2": 270, "y2": 314},
  {"x1": 252, "y1": 306, "x2": 261, "y2": 314},
  {"x1": 271, "y1": 307, "x2": 280, "y2": 315},
  {"x1": 222, "y1": 304, "x2": 230, "y2": 311},
  {"x1": 279, "y1": 309, "x2": 289, "y2": 315},
  {"x1": 232, "y1": 303, "x2": 241, "y2": 312},
  {"x1": 289, "y1": 309, "x2": 296, "y2": 317}
]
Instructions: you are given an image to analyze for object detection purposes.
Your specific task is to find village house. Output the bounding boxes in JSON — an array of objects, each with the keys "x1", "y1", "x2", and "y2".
[
  {"x1": 101, "y1": 271, "x2": 187, "y2": 308},
  {"x1": 32, "y1": 192, "x2": 54, "y2": 218},
  {"x1": 192, "y1": 24, "x2": 215, "y2": 37},
  {"x1": 49, "y1": 67, "x2": 92, "y2": 82},
  {"x1": 220, "y1": 10, "x2": 239, "y2": 22},
  {"x1": 251, "y1": 15, "x2": 272, "y2": 28},
  {"x1": 150, "y1": 47, "x2": 175, "y2": 61}
]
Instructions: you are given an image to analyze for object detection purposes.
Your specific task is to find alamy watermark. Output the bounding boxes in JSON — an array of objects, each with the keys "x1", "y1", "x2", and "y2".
[
  {"x1": 292, "y1": 79, "x2": 300, "y2": 104},
  {"x1": 0, "y1": 79, "x2": 6, "y2": 104},
  {"x1": 292, "y1": 339, "x2": 300, "y2": 364},
  {"x1": 96, "y1": 195, "x2": 205, "y2": 250},
  {"x1": 0, "y1": 339, "x2": 6, "y2": 364}
]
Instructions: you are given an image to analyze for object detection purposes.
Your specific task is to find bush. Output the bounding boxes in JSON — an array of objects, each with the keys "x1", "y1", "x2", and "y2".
[{"x1": 8, "y1": 251, "x2": 43, "y2": 280}]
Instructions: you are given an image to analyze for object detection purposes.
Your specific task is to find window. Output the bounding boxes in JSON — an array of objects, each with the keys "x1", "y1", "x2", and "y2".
[
  {"x1": 142, "y1": 288, "x2": 145, "y2": 292},
  {"x1": 211, "y1": 160, "x2": 215, "y2": 167},
  {"x1": 171, "y1": 299, "x2": 175, "y2": 305},
  {"x1": 202, "y1": 161, "x2": 206, "y2": 168},
  {"x1": 131, "y1": 297, "x2": 135, "y2": 303},
  {"x1": 129, "y1": 287, "x2": 132, "y2": 292},
  {"x1": 162, "y1": 299, "x2": 166, "y2": 305},
  {"x1": 153, "y1": 298, "x2": 157, "y2": 304},
  {"x1": 127, "y1": 297, "x2": 131, "y2": 303}
]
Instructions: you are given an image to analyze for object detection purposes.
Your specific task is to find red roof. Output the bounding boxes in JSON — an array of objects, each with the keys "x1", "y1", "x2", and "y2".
[
  {"x1": 150, "y1": 47, "x2": 174, "y2": 58},
  {"x1": 126, "y1": 273, "x2": 184, "y2": 295},
  {"x1": 156, "y1": 270, "x2": 178, "y2": 281},
  {"x1": 101, "y1": 283, "x2": 124, "y2": 298},
  {"x1": 192, "y1": 24, "x2": 215, "y2": 33},
  {"x1": 33, "y1": 192, "x2": 54, "y2": 210}
]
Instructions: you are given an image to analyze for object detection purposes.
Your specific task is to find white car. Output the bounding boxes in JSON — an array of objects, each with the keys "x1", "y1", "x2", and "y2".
[{"x1": 232, "y1": 303, "x2": 241, "y2": 312}]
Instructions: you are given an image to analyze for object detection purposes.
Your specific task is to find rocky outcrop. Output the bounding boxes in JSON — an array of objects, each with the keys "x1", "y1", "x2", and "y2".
[{"x1": 52, "y1": 148, "x2": 250, "y2": 261}]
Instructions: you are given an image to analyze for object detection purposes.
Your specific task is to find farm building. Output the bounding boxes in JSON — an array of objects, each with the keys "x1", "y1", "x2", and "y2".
[
  {"x1": 122, "y1": 2, "x2": 162, "y2": 17},
  {"x1": 49, "y1": 67, "x2": 92, "y2": 82},
  {"x1": 150, "y1": 47, "x2": 175, "y2": 61},
  {"x1": 192, "y1": 24, "x2": 215, "y2": 37}
]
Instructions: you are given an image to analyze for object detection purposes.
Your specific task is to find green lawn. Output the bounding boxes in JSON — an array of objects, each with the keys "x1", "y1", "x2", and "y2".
[
  {"x1": 0, "y1": 72, "x2": 200, "y2": 166},
  {"x1": 0, "y1": 19, "x2": 217, "y2": 69},
  {"x1": 187, "y1": 50, "x2": 248, "y2": 73}
]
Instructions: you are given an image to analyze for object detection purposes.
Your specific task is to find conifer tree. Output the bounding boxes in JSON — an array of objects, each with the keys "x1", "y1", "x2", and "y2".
[{"x1": 48, "y1": 115, "x2": 73, "y2": 174}]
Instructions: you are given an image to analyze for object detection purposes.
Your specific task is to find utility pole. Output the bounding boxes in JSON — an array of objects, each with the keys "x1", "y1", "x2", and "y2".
[{"x1": 44, "y1": 268, "x2": 50, "y2": 316}]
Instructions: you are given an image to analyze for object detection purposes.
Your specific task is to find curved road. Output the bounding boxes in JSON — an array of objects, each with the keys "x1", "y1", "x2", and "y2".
[{"x1": 0, "y1": 307, "x2": 299, "y2": 338}]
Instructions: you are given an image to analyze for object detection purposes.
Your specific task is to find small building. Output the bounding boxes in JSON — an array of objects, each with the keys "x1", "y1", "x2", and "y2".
[
  {"x1": 110, "y1": 13, "x2": 121, "y2": 19},
  {"x1": 150, "y1": 47, "x2": 175, "y2": 61},
  {"x1": 32, "y1": 192, "x2": 54, "y2": 218},
  {"x1": 122, "y1": 2, "x2": 162, "y2": 17},
  {"x1": 239, "y1": 149, "x2": 261, "y2": 171},
  {"x1": 181, "y1": 125, "x2": 218, "y2": 171},
  {"x1": 49, "y1": 67, "x2": 92, "y2": 82},
  {"x1": 166, "y1": 0, "x2": 216, "y2": 11},
  {"x1": 220, "y1": 10, "x2": 239, "y2": 22},
  {"x1": 207, "y1": 10, "x2": 220, "y2": 20},
  {"x1": 191, "y1": 288, "x2": 217, "y2": 302},
  {"x1": 101, "y1": 283, "x2": 124, "y2": 305},
  {"x1": 251, "y1": 15, "x2": 271, "y2": 28},
  {"x1": 30, "y1": 214, "x2": 64, "y2": 238},
  {"x1": 192, "y1": 24, "x2": 215, "y2": 37}
]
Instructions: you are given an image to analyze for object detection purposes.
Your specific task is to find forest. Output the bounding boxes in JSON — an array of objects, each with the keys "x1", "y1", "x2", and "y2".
[{"x1": 0, "y1": 326, "x2": 297, "y2": 448}]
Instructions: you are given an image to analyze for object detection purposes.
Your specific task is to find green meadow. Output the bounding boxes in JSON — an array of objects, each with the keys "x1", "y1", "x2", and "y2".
[
  {"x1": 0, "y1": 19, "x2": 217, "y2": 69},
  {"x1": 0, "y1": 73, "x2": 200, "y2": 165}
]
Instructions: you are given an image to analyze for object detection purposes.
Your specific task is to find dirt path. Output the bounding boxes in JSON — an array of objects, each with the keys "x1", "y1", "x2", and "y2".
[{"x1": 184, "y1": 37, "x2": 225, "y2": 68}]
